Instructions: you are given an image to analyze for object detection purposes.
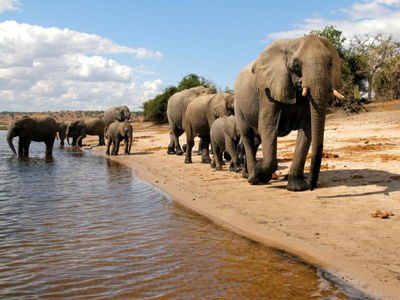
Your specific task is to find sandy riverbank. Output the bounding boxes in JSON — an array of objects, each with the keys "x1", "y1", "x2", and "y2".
[{"x1": 87, "y1": 100, "x2": 400, "y2": 299}]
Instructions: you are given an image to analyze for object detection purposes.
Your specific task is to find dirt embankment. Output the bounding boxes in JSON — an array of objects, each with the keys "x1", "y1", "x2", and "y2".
[{"x1": 85, "y1": 100, "x2": 400, "y2": 300}]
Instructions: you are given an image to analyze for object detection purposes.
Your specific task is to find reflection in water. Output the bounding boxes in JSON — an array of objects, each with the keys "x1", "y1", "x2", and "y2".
[{"x1": 0, "y1": 131, "x2": 373, "y2": 299}]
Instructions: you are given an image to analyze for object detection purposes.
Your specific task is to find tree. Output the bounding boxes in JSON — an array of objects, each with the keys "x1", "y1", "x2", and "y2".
[
  {"x1": 177, "y1": 73, "x2": 214, "y2": 92},
  {"x1": 143, "y1": 73, "x2": 215, "y2": 124}
]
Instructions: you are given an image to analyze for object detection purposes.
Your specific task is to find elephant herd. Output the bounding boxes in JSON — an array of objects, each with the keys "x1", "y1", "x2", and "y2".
[
  {"x1": 7, "y1": 35, "x2": 345, "y2": 192},
  {"x1": 6, "y1": 105, "x2": 133, "y2": 157},
  {"x1": 167, "y1": 35, "x2": 344, "y2": 192}
]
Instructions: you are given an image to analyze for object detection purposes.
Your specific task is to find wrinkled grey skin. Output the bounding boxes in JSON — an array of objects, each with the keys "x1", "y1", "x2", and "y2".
[
  {"x1": 104, "y1": 105, "x2": 130, "y2": 130},
  {"x1": 66, "y1": 118, "x2": 106, "y2": 147},
  {"x1": 167, "y1": 86, "x2": 217, "y2": 155},
  {"x1": 210, "y1": 115, "x2": 241, "y2": 172},
  {"x1": 7, "y1": 115, "x2": 58, "y2": 156},
  {"x1": 234, "y1": 35, "x2": 342, "y2": 191},
  {"x1": 106, "y1": 121, "x2": 133, "y2": 155},
  {"x1": 184, "y1": 92, "x2": 235, "y2": 164}
]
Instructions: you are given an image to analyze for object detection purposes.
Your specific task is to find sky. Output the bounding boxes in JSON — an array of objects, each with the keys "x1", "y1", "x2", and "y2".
[{"x1": 0, "y1": 0, "x2": 399, "y2": 112}]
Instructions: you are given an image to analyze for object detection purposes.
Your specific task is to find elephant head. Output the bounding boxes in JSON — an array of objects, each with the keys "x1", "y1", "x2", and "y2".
[
  {"x1": 118, "y1": 105, "x2": 130, "y2": 122},
  {"x1": 66, "y1": 120, "x2": 81, "y2": 145},
  {"x1": 211, "y1": 93, "x2": 235, "y2": 118},
  {"x1": 7, "y1": 116, "x2": 36, "y2": 155},
  {"x1": 199, "y1": 86, "x2": 217, "y2": 95},
  {"x1": 251, "y1": 35, "x2": 342, "y2": 190}
]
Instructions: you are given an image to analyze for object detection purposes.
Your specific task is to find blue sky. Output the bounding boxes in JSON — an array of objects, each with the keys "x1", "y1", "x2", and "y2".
[{"x1": 1, "y1": 0, "x2": 399, "y2": 111}]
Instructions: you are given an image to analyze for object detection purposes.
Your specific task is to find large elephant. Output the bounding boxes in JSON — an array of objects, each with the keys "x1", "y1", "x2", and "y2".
[
  {"x1": 66, "y1": 118, "x2": 106, "y2": 147},
  {"x1": 210, "y1": 115, "x2": 241, "y2": 172},
  {"x1": 167, "y1": 86, "x2": 217, "y2": 155},
  {"x1": 104, "y1": 105, "x2": 130, "y2": 130},
  {"x1": 234, "y1": 35, "x2": 342, "y2": 191},
  {"x1": 7, "y1": 115, "x2": 58, "y2": 155},
  {"x1": 184, "y1": 92, "x2": 235, "y2": 164},
  {"x1": 106, "y1": 121, "x2": 133, "y2": 155}
]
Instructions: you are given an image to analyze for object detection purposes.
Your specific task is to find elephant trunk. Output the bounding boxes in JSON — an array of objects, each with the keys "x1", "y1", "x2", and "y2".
[
  {"x1": 66, "y1": 131, "x2": 70, "y2": 145},
  {"x1": 128, "y1": 131, "x2": 132, "y2": 153},
  {"x1": 7, "y1": 130, "x2": 17, "y2": 155},
  {"x1": 306, "y1": 70, "x2": 330, "y2": 191}
]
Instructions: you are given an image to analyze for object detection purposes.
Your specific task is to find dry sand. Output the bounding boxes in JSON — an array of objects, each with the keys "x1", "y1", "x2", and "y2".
[{"x1": 87, "y1": 100, "x2": 400, "y2": 300}]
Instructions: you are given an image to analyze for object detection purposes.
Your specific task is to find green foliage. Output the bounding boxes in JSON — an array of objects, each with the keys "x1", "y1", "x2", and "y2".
[
  {"x1": 177, "y1": 74, "x2": 214, "y2": 92},
  {"x1": 143, "y1": 74, "x2": 215, "y2": 124},
  {"x1": 143, "y1": 85, "x2": 178, "y2": 124}
]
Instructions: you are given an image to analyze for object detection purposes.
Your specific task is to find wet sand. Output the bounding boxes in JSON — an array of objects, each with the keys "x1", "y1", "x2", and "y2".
[{"x1": 90, "y1": 100, "x2": 400, "y2": 300}]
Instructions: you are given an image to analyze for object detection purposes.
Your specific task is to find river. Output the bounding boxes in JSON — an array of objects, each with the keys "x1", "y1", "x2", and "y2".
[{"x1": 0, "y1": 130, "x2": 372, "y2": 299}]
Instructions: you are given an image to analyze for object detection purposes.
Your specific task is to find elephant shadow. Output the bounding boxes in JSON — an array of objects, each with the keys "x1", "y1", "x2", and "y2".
[{"x1": 315, "y1": 168, "x2": 400, "y2": 198}]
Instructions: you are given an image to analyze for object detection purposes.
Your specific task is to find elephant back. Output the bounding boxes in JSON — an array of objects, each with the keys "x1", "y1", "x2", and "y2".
[
  {"x1": 31, "y1": 115, "x2": 58, "y2": 142},
  {"x1": 85, "y1": 118, "x2": 105, "y2": 135}
]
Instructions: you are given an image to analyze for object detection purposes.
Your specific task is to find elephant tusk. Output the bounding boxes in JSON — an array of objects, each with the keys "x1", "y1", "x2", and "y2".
[
  {"x1": 302, "y1": 87, "x2": 308, "y2": 97},
  {"x1": 332, "y1": 88, "x2": 345, "y2": 99}
]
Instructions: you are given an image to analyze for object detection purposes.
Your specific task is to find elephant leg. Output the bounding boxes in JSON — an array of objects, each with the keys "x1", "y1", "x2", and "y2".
[
  {"x1": 287, "y1": 120, "x2": 311, "y2": 191},
  {"x1": 197, "y1": 138, "x2": 203, "y2": 155},
  {"x1": 167, "y1": 132, "x2": 176, "y2": 155},
  {"x1": 106, "y1": 138, "x2": 112, "y2": 155},
  {"x1": 211, "y1": 138, "x2": 222, "y2": 170},
  {"x1": 257, "y1": 104, "x2": 282, "y2": 183},
  {"x1": 201, "y1": 136, "x2": 211, "y2": 164},
  {"x1": 236, "y1": 111, "x2": 257, "y2": 183},
  {"x1": 114, "y1": 138, "x2": 120, "y2": 155},
  {"x1": 18, "y1": 138, "x2": 24, "y2": 155},
  {"x1": 184, "y1": 129, "x2": 194, "y2": 164},
  {"x1": 124, "y1": 137, "x2": 129, "y2": 154},
  {"x1": 226, "y1": 138, "x2": 240, "y2": 172},
  {"x1": 71, "y1": 137, "x2": 77, "y2": 146},
  {"x1": 172, "y1": 127, "x2": 184, "y2": 155},
  {"x1": 45, "y1": 137, "x2": 55, "y2": 155},
  {"x1": 97, "y1": 134, "x2": 104, "y2": 146}
]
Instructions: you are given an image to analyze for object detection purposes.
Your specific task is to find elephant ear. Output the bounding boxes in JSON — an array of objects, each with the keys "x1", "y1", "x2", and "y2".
[
  {"x1": 210, "y1": 93, "x2": 228, "y2": 118},
  {"x1": 320, "y1": 37, "x2": 342, "y2": 90},
  {"x1": 223, "y1": 117, "x2": 239, "y2": 140},
  {"x1": 21, "y1": 117, "x2": 36, "y2": 136},
  {"x1": 251, "y1": 39, "x2": 296, "y2": 104}
]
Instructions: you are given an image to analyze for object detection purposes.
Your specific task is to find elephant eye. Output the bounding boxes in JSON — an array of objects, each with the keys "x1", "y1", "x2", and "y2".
[{"x1": 293, "y1": 60, "x2": 300, "y2": 70}]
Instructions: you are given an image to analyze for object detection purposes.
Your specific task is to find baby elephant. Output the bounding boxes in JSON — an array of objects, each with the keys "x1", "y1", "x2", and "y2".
[
  {"x1": 210, "y1": 115, "x2": 241, "y2": 172},
  {"x1": 106, "y1": 121, "x2": 133, "y2": 155}
]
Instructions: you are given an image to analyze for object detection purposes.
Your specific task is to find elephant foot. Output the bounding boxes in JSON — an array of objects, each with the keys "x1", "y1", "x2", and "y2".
[
  {"x1": 255, "y1": 162, "x2": 272, "y2": 183},
  {"x1": 248, "y1": 175, "x2": 259, "y2": 185},
  {"x1": 184, "y1": 158, "x2": 192, "y2": 164},
  {"x1": 167, "y1": 148, "x2": 176, "y2": 155},
  {"x1": 216, "y1": 166, "x2": 223, "y2": 171},
  {"x1": 176, "y1": 150, "x2": 184, "y2": 156},
  {"x1": 220, "y1": 160, "x2": 226, "y2": 166},
  {"x1": 210, "y1": 161, "x2": 216, "y2": 168},
  {"x1": 202, "y1": 157, "x2": 212, "y2": 164},
  {"x1": 242, "y1": 170, "x2": 249, "y2": 179},
  {"x1": 287, "y1": 176, "x2": 309, "y2": 192},
  {"x1": 106, "y1": 151, "x2": 110, "y2": 155}
]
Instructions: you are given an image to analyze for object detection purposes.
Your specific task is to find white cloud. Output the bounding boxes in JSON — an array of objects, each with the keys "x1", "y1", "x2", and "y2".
[
  {"x1": 264, "y1": 0, "x2": 400, "y2": 43},
  {"x1": 0, "y1": 0, "x2": 21, "y2": 13},
  {"x1": 0, "y1": 21, "x2": 164, "y2": 111}
]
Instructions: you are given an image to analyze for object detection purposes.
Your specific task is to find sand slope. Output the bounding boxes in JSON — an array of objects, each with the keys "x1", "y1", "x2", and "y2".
[{"x1": 90, "y1": 101, "x2": 400, "y2": 300}]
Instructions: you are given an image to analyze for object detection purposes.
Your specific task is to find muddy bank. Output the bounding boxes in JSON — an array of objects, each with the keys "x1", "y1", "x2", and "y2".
[{"x1": 88, "y1": 100, "x2": 400, "y2": 300}]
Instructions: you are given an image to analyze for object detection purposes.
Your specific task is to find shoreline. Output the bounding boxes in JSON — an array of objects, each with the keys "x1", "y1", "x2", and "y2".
[{"x1": 89, "y1": 101, "x2": 400, "y2": 300}]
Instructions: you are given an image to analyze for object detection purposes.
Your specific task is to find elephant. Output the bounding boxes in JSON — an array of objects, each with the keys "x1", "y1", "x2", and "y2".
[
  {"x1": 106, "y1": 121, "x2": 133, "y2": 155},
  {"x1": 210, "y1": 115, "x2": 241, "y2": 172},
  {"x1": 7, "y1": 115, "x2": 58, "y2": 155},
  {"x1": 167, "y1": 86, "x2": 217, "y2": 155},
  {"x1": 234, "y1": 35, "x2": 342, "y2": 191},
  {"x1": 104, "y1": 105, "x2": 130, "y2": 130},
  {"x1": 57, "y1": 121, "x2": 67, "y2": 146},
  {"x1": 184, "y1": 92, "x2": 235, "y2": 164},
  {"x1": 66, "y1": 118, "x2": 106, "y2": 147}
]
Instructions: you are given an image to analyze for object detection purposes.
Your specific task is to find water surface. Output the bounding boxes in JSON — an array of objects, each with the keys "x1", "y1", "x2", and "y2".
[{"x1": 0, "y1": 131, "x2": 372, "y2": 299}]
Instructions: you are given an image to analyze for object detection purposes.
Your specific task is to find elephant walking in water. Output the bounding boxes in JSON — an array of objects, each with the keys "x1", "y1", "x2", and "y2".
[
  {"x1": 234, "y1": 35, "x2": 343, "y2": 191},
  {"x1": 66, "y1": 118, "x2": 106, "y2": 147},
  {"x1": 184, "y1": 92, "x2": 235, "y2": 164},
  {"x1": 167, "y1": 86, "x2": 216, "y2": 155},
  {"x1": 7, "y1": 115, "x2": 58, "y2": 156}
]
